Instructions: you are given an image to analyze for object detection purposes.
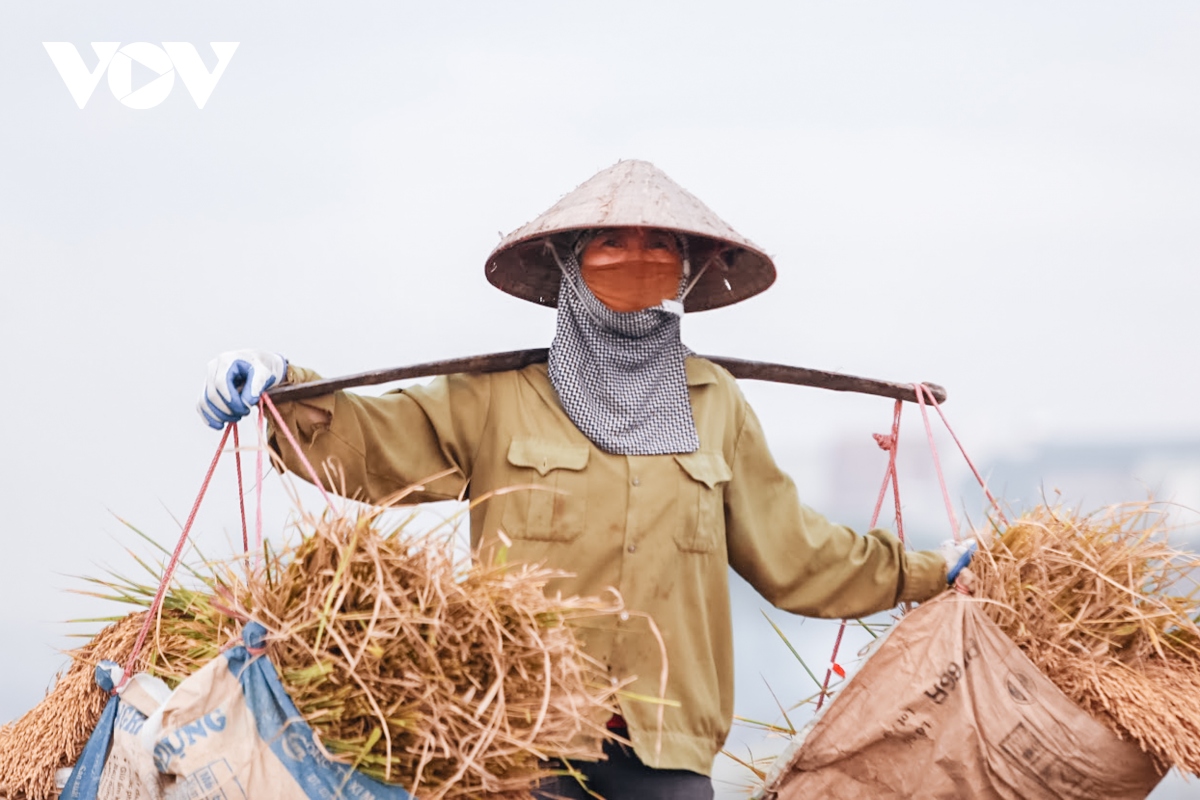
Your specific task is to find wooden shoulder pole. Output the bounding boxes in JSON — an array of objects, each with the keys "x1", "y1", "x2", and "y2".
[{"x1": 265, "y1": 349, "x2": 946, "y2": 406}]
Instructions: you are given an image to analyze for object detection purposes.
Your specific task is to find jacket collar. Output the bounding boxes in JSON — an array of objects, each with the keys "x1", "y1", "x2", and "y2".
[{"x1": 685, "y1": 357, "x2": 719, "y2": 387}]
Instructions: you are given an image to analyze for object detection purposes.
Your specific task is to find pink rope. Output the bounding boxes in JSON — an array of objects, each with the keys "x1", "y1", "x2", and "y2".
[
  {"x1": 869, "y1": 401, "x2": 904, "y2": 535},
  {"x1": 928, "y1": 400, "x2": 1008, "y2": 526},
  {"x1": 232, "y1": 423, "x2": 249, "y2": 554},
  {"x1": 118, "y1": 425, "x2": 231, "y2": 690},
  {"x1": 885, "y1": 409, "x2": 906, "y2": 548},
  {"x1": 816, "y1": 385, "x2": 1000, "y2": 712},
  {"x1": 254, "y1": 406, "x2": 266, "y2": 571},
  {"x1": 816, "y1": 623, "x2": 847, "y2": 711},
  {"x1": 259, "y1": 392, "x2": 337, "y2": 511},
  {"x1": 119, "y1": 387, "x2": 341, "y2": 690},
  {"x1": 914, "y1": 383, "x2": 961, "y2": 542},
  {"x1": 816, "y1": 402, "x2": 904, "y2": 711}
]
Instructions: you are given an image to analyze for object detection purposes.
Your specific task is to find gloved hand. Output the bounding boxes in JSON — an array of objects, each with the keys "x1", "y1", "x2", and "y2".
[
  {"x1": 197, "y1": 350, "x2": 288, "y2": 430},
  {"x1": 939, "y1": 538, "x2": 977, "y2": 592}
]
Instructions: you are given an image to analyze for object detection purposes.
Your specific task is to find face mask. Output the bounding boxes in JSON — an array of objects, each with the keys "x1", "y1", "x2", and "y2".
[{"x1": 579, "y1": 228, "x2": 684, "y2": 312}]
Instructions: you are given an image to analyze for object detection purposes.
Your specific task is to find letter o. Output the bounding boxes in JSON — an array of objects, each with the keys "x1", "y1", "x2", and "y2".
[{"x1": 107, "y1": 42, "x2": 175, "y2": 109}]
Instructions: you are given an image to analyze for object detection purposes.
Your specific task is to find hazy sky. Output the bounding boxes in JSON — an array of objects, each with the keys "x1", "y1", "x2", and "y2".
[{"x1": 2, "y1": 3, "x2": 1199, "y2": 796}]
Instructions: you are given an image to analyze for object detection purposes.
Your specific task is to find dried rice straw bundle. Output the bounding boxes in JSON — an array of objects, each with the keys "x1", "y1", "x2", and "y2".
[
  {"x1": 2, "y1": 506, "x2": 627, "y2": 799},
  {"x1": 0, "y1": 612, "x2": 148, "y2": 800},
  {"x1": 972, "y1": 503, "x2": 1200, "y2": 774},
  {"x1": 144, "y1": 505, "x2": 626, "y2": 799}
]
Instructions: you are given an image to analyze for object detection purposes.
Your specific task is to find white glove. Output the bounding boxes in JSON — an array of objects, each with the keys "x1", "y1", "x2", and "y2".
[
  {"x1": 197, "y1": 350, "x2": 288, "y2": 430},
  {"x1": 939, "y1": 538, "x2": 977, "y2": 586}
]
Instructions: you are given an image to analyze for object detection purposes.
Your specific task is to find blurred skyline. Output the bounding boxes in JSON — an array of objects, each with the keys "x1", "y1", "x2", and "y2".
[{"x1": 3, "y1": 3, "x2": 1199, "y2": 797}]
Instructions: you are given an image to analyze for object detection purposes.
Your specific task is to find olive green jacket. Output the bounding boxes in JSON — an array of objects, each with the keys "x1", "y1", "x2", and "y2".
[{"x1": 269, "y1": 357, "x2": 947, "y2": 776}]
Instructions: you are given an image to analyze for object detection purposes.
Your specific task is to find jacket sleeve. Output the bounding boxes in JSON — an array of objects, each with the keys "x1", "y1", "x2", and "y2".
[
  {"x1": 725, "y1": 398, "x2": 947, "y2": 618},
  {"x1": 266, "y1": 365, "x2": 492, "y2": 505}
]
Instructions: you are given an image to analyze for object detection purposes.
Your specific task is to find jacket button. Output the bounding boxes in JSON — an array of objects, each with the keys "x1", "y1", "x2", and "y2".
[
  {"x1": 627, "y1": 544, "x2": 637, "y2": 553},
  {"x1": 631, "y1": 476, "x2": 640, "y2": 486},
  {"x1": 619, "y1": 612, "x2": 630, "y2": 622}
]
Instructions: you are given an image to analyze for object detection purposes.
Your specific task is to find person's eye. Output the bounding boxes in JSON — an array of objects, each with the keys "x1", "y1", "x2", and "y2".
[
  {"x1": 602, "y1": 238, "x2": 622, "y2": 247},
  {"x1": 648, "y1": 240, "x2": 670, "y2": 249}
]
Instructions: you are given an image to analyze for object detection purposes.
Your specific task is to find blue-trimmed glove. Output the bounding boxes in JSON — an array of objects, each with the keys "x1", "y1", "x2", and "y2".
[
  {"x1": 939, "y1": 538, "x2": 977, "y2": 585},
  {"x1": 197, "y1": 350, "x2": 288, "y2": 430}
]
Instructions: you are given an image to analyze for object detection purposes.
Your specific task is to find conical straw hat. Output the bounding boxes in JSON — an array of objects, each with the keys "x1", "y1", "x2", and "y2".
[{"x1": 485, "y1": 160, "x2": 776, "y2": 312}]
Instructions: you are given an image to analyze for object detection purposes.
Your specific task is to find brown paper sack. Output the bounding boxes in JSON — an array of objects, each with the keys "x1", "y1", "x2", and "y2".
[{"x1": 765, "y1": 595, "x2": 1163, "y2": 800}]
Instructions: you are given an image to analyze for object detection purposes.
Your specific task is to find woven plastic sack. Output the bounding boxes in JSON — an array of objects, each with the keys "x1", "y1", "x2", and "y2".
[
  {"x1": 762, "y1": 595, "x2": 1163, "y2": 800},
  {"x1": 59, "y1": 665, "x2": 171, "y2": 800},
  {"x1": 147, "y1": 621, "x2": 413, "y2": 800}
]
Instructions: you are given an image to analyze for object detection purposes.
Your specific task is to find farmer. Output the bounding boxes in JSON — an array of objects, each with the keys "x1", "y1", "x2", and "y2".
[{"x1": 197, "y1": 161, "x2": 972, "y2": 799}]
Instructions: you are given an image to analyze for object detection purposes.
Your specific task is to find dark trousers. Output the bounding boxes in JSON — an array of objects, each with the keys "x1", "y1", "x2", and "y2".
[{"x1": 532, "y1": 735, "x2": 714, "y2": 800}]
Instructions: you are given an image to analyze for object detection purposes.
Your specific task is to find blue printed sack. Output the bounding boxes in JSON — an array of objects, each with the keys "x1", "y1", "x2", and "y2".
[
  {"x1": 59, "y1": 664, "x2": 171, "y2": 800},
  {"x1": 61, "y1": 622, "x2": 414, "y2": 800}
]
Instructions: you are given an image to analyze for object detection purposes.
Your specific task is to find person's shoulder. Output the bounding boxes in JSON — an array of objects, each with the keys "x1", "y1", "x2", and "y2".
[
  {"x1": 686, "y1": 355, "x2": 739, "y2": 392},
  {"x1": 512, "y1": 360, "x2": 549, "y2": 385},
  {"x1": 477, "y1": 361, "x2": 552, "y2": 396},
  {"x1": 430, "y1": 362, "x2": 546, "y2": 396},
  {"x1": 686, "y1": 356, "x2": 750, "y2": 414}
]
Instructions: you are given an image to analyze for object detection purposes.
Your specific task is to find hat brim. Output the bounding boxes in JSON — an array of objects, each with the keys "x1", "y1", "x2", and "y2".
[
  {"x1": 485, "y1": 160, "x2": 777, "y2": 312},
  {"x1": 485, "y1": 229, "x2": 775, "y2": 312}
]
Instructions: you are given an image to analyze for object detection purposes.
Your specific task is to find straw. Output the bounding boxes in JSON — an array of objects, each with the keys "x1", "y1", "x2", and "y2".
[
  {"x1": 5, "y1": 503, "x2": 629, "y2": 799},
  {"x1": 199, "y1": 506, "x2": 627, "y2": 798},
  {"x1": 0, "y1": 612, "x2": 148, "y2": 800},
  {"x1": 972, "y1": 503, "x2": 1200, "y2": 774}
]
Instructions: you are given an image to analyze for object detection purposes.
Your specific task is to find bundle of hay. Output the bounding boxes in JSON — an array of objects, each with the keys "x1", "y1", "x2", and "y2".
[
  {"x1": 0, "y1": 506, "x2": 626, "y2": 800},
  {"x1": 0, "y1": 613, "x2": 148, "y2": 799},
  {"x1": 205, "y1": 507, "x2": 624, "y2": 797},
  {"x1": 972, "y1": 504, "x2": 1200, "y2": 774}
]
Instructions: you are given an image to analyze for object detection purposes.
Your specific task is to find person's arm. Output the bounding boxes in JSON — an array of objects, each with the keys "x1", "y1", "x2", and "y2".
[
  {"x1": 725, "y1": 400, "x2": 947, "y2": 619},
  {"x1": 266, "y1": 364, "x2": 492, "y2": 505}
]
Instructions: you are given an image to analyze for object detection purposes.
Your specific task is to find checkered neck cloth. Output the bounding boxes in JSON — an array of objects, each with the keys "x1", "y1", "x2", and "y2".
[{"x1": 547, "y1": 248, "x2": 700, "y2": 456}]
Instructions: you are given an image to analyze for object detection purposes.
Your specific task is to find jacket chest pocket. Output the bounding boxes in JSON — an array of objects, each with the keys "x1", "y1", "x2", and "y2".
[
  {"x1": 502, "y1": 439, "x2": 590, "y2": 543},
  {"x1": 673, "y1": 452, "x2": 732, "y2": 554}
]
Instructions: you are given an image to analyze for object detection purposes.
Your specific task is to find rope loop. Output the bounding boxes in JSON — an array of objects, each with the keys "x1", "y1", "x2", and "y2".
[
  {"x1": 817, "y1": 383, "x2": 1005, "y2": 711},
  {"x1": 233, "y1": 424, "x2": 249, "y2": 554},
  {"x1": 117, "y1": 393, "x2": 335, "y2": 691},
  {"x1": 117, "y1": 424, "x2": 232, "y2": 691},
  {"x1": 913, "y1": 383, "x2": 961, "y2": 542},
  {"x1": 818, "y1": 400, "x2": 905, "y2": 710},
  {"x1": 258, "y1": 392, "x2": 338, "y2": 512}
]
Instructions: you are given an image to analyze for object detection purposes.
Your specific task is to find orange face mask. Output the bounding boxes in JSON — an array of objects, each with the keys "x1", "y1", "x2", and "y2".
[{"x1": 579, "y1": 227, "x2": 684, "y2": 312}]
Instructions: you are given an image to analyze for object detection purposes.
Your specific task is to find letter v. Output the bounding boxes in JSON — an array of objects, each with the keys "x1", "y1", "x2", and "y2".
[
  {"x1": 44, "y1": 43, "x2": 120, "y2": 109},
  {"x1": 164, "y1": 43, "x2": 239, "y2": 109}
]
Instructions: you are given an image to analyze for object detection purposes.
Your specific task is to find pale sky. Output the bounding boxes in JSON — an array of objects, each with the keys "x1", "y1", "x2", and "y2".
[{"x1": 2, "y1": 3, "x2": 1199, "y2": 796}]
